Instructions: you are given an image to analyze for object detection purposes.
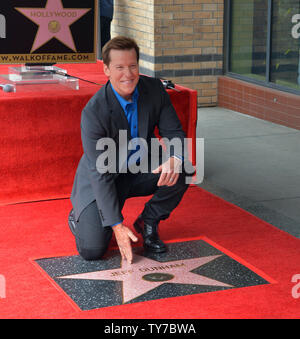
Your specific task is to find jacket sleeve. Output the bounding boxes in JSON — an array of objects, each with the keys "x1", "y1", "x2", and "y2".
[{"x1": 80, "y1": 106, "x2": 123, "y2": 227}]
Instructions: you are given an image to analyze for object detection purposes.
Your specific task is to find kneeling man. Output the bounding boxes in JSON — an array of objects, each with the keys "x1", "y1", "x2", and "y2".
[{"x1": 68, "y1": 36, "x2": 192, "y2": 264}]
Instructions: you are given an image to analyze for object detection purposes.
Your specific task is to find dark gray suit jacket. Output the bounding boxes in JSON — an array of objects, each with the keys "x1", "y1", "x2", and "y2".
[{"x1": 71, "y1": 75, "x2": 186, "y2": 226}]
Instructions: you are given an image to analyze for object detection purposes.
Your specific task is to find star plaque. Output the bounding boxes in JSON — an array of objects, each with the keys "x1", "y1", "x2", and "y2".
[
  {"x1": 0, "y1": 0, "x2": 97, "y2": 64},
  {"x1": 34, "y1": 239, "x2": 272, "y2": 311},
  {"x1": 58, "y1": 254, "x2": 232, "y2": 304},
  {"x1": 15, "y1": 0, "x2": 91, "y2": 52}
]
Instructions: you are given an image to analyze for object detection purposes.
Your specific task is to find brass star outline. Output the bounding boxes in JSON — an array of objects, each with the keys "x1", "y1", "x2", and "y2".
[{"x1": 57, "y1": 254, "x2": 233, "y2": 303}]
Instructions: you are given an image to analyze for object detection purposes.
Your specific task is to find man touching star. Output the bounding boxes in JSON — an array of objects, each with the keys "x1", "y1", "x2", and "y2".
[{"x1": 68, "y1": 36, "x2": 194, "y2": 264}]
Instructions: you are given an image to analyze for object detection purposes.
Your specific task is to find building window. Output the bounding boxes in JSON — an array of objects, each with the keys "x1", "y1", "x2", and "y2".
[
  {"x1": 229, "y1": 0, "x2": 268, "y2": 81},
  {"x1": 227, "y1": 0, "x2": 300, "y2": 93},
  {"x1": 271, "y1": 0, "x2": 300, "y2": 90}
]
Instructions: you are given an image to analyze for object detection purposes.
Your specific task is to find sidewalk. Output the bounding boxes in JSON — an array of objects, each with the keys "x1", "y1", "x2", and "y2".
[{"x1": 196, "y1": 106, "x2": 300, "y2": 239}]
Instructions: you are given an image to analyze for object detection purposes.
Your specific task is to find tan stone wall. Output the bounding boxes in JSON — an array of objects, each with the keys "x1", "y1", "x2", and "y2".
[
  {"x1": 112, "y1": 0, "x2": 155, "y2": 71},
  {"x1": 112, "y1": 0, "x2": 224, "y2": 106}
]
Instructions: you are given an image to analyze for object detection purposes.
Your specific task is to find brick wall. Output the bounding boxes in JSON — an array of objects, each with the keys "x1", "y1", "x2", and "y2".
[
  {"x1": 218, "y1": 76, "x2": 300, "y2": 130},
  {"x1": 111, "y1": 0, "x2": 224, "y2": 106}
]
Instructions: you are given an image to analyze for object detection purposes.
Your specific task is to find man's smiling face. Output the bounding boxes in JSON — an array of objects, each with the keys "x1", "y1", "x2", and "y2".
[{"x1": 103, "y1": 48, "x2": 140, "y2": 101}]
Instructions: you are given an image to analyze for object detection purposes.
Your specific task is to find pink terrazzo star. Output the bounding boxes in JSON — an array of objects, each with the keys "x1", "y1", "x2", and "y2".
[
  {"x1": 15, "y1": 0, "x2": 91, "y2": 52},
  {"x1": 58, "y1": 254, "x2": 233, "y2": 303}
]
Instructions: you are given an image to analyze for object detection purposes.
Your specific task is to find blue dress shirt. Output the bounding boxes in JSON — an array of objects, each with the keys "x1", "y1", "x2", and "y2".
[
  {"x1": 109, "y1": 84, "x2": 183, "y2": 227},
  {"x1": 110, "y1": 85, "x2": 139, "y2": 227},
  {"x1": 111, "y1": 85, "x2": 139, "y2": 139}
]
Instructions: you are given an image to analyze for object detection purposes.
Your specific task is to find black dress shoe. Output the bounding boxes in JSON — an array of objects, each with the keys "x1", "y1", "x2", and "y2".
[
  {"x1": 68, "y1": 209, "x2": 77, "y2": 236},
  {"x1": 133, "y1": 216, "x2": 167, "y2": 253}
]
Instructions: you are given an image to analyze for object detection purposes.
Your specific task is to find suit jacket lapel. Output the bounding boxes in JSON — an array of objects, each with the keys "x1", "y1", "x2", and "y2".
[
  {"x1": 137, "y1": 78, "x2": 149, "y2": 141},
  {"x1": 105, "y1": 82, "x2": 131, "y2": 138},
  {"x1": 105, "y1": 78, "x2": 150, "y2": 141}
]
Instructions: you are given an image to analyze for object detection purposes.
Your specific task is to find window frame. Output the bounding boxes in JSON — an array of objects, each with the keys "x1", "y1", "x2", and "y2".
[{"x1": 224, "y1": 0, "x2": 300, "y2": 96}]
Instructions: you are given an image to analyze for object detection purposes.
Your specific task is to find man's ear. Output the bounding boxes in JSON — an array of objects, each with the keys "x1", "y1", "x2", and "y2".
[{"x1": 103, "y1": 64, "x2": 111, "y2": 78}]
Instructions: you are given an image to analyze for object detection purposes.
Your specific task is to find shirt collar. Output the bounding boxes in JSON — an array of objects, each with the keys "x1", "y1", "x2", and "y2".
[{"x1": 111, "y1": 84, "x2": 139, "y2": 112}]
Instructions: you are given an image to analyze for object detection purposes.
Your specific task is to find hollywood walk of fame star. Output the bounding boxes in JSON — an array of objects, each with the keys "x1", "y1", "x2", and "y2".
[
  {"x1": 15, "y1": 0, "x2": 91, "y2": 52},
  {"x1": 57, "y1": 254, "x2": 233, "y2": 303}
]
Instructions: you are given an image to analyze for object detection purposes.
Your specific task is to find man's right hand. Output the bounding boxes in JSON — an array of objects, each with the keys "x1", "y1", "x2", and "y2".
[{"x1": 113, "y1": 223, "x2": 138, "y2": 264}]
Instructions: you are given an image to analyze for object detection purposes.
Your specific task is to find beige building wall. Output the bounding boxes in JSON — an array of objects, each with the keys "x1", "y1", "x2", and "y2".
[{"x1": 111, "y1": 0, "x2": 224, "y2": 106}]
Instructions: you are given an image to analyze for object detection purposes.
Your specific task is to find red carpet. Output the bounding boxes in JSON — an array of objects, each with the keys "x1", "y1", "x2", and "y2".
[
  {"x1": 0, "y1": 61, "x2": 197, "y2": 206},
  {"x1": 0, "y1": 185, "x2": 299, "y2": 319}
]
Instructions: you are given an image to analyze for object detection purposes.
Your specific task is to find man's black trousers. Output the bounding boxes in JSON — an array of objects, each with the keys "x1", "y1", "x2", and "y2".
[{"x1": 74, "y1": 171, "x2": 189, "y2": 260}]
